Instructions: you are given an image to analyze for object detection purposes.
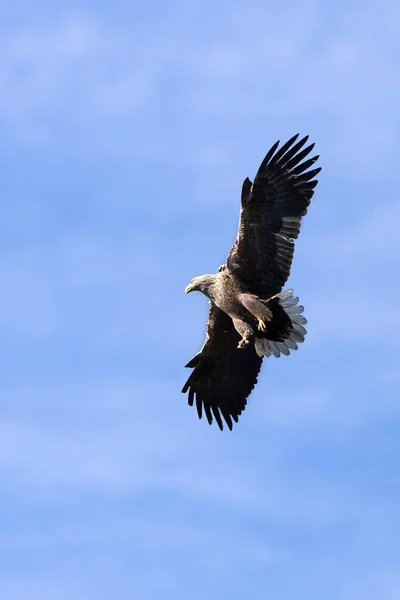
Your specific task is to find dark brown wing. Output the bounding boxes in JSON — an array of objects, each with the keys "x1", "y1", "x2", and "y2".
[
  {"x1": 225, "y1": 134, "x2": 321, "y2": 296},
  {"x1": 182, "y1": 304, "x2": 263, "y2": 431}
]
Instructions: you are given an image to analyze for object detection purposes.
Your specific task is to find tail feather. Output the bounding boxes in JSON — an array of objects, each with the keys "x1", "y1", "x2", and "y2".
[{"x1": 254, "y1": 289, "x2": 307, "y2": 358}]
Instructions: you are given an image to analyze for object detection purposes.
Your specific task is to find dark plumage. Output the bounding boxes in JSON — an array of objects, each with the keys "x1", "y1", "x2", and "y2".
[{"x1": 183, "y1": 134, "x2": 321, "y2": 430}]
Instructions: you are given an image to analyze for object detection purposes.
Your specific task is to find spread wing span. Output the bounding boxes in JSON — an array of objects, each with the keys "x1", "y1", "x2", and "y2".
[{"x1": 225, "y1": 133, "x2": 321, "y2": 296}]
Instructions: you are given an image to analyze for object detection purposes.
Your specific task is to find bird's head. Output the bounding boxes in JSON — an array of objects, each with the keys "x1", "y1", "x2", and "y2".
[{"x1": 185, "y1": 274, "x2": 216, "y2": 297}]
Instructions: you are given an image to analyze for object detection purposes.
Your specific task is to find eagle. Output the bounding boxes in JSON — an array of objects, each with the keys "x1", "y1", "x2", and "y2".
[{"x1": 183, "y1": 134, "x2": 321, "y2": 431}]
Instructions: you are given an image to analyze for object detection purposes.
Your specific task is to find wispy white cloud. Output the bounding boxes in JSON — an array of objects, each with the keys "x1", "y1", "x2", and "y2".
[
  {"x1": 1, "y1": 371, "x2": 396, "y2": 526},
  {"x1": 184, "y1": 0, "x2": 400, "y2": 170},
  {"x1": 1, "y1": 1, "x2": 399, "y2": 170},
  {"x1": 0, "y1": 13, "x2": 157, "y2": 152}
]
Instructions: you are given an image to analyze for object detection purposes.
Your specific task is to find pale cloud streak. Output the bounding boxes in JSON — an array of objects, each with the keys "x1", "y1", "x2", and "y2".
[{"x1": 0, "y1": 1, "x2": 399, "y2": 169}]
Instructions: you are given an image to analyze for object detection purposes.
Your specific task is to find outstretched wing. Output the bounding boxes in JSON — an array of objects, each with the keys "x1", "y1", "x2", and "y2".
[
  {"x1": 182, "y1": 304, "x2": 263, "y2": 431},
  {"x1": 225, "y1": 134, "x2": 321, "y2": 296}
]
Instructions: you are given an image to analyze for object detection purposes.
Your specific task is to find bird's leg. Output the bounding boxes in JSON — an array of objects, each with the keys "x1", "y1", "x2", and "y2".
[
  {"x1": 239, "y1": 294, "x2": 272, "y2": 333},
  {"x1": 237, "y1": 338, "x2": 250, "y2": 349},
  {"x1": 232, "y1": 318, "x2": 254, "y2": 350}
]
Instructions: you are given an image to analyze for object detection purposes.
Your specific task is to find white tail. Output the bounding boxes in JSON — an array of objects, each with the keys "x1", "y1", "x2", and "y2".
[{"x1": 254, "y1": 289, "x2": 307, "y2": 358}]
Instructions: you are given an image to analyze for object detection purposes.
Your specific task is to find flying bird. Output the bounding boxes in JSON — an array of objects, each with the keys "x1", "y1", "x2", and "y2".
[{"x1": 183, "y1": 134, "x2": 321, "y2": 430}]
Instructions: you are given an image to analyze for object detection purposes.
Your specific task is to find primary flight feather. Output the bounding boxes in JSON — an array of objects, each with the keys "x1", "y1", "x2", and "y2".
[{"x1": 183, "y1": 134, "x2": 321, "y2": 430}]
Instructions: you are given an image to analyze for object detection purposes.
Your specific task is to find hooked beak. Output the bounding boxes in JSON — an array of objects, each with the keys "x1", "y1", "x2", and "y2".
[{"x1": 185, "y1": 283, "x2": 193, "y2": 294}]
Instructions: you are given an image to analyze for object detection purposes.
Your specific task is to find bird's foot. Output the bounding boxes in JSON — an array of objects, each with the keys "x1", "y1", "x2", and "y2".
[
  {"x1": 258, "y1": 319, "x2": 267, "y2": 332},
  {"x1": 237, "y1": 338, "x2": 250, "y2": 350}
]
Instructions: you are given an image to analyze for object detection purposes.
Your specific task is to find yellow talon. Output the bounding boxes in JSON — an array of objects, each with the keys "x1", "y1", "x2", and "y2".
[{"x1": 258, "y1": 319, "x2": 267, "y2": 332}]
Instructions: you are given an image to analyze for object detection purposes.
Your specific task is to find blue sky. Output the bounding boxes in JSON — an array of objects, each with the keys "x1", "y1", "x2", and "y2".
[{"x1": 1, "y1": 0, "x2": 400, "y2": 598}]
